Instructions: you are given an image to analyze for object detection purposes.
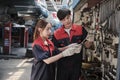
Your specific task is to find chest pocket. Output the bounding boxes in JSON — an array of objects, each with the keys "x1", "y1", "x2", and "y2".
[{"x1": 72, "y1": 36, "x2": 82, "y2": 44}]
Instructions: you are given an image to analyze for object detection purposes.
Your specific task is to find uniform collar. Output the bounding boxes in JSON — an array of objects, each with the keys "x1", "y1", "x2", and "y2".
[
  {"x1": 32, "y1": 36, "x2": 53, "y2": 47},
  {"x1": 61, "y1": 24, "x2": 76, "y2": 32},
  {"x1": 38, "y1": 36, "x2": 53, "y2": 47}
]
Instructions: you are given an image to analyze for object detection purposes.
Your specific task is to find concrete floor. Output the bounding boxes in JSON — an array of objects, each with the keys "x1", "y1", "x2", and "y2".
[{"x1": 0, "y1": 58, "x2": 33, "y2": 80}]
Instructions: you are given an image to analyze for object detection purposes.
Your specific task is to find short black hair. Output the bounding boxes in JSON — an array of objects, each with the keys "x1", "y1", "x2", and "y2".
[{"x1": 57, "y1": 8, "x2": 71, "y2": 20}]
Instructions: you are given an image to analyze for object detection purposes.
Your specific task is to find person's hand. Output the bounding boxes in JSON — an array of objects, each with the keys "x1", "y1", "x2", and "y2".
[
  {"x1": 61, "y1": 44, "x2": 82, "y2": 57},
  {"x1": 84, "y1": 41, "x2": 93, "y2": 48},
  {"x1": 74, "y1": 44, "x2": 82, "y2": 53},
  {"x1": 61, "y1": 47, "x2": 76, "y2": 57},
  {"x1": 67, "y1": 43, "x2": 78, "y2": 48}
]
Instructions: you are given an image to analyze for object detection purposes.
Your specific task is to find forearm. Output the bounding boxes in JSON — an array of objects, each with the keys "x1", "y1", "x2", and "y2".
[
  {"x1": 43, "y1": 53, "x2": 63, "y2": 64},
  {"x1": 58, "y1": 46, "x2": 68, "y2": 51}
]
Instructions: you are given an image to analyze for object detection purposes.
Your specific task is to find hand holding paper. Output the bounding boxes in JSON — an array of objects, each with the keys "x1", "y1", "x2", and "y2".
[{"x1": 61, "y1": 44, "x2": 82, "y2": 57}]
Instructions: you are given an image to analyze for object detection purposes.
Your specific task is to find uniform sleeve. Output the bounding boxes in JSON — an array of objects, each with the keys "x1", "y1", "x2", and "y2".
[
  {"x1": 32, "y1": 44, "x2": 49, "y2": 61},
  {"x1": 52, "y1": 46, "x2": 61, "y2": 56},
  {"x1": 81, "y1": 27, "x2": 88, "y2": 42}
]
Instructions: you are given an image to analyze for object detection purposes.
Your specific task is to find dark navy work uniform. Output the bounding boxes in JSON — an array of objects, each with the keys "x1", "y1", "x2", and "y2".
[
  {"x1": 31, "y1": 36, "x2": 59, "y2": 80},
  {"x1": 52, "y1": 24, "x2": 88, "y2": 80}
]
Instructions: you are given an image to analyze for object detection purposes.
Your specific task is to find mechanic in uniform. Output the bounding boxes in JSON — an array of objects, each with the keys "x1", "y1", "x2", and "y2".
[
  {"x1": 30, "y1": 19, "x2": 82, "y2": 80},
  {"x1": 52, "y1": 8, "x2": 92, "y2": 80}
]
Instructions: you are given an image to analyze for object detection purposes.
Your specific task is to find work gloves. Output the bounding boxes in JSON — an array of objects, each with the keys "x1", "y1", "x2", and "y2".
[
  {"x1": 67, "y1": 43, "x2": 78, "y2": 48},
  {"x1": 61, "y1": 43, "x2": 82, "y2": 57}
]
